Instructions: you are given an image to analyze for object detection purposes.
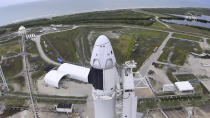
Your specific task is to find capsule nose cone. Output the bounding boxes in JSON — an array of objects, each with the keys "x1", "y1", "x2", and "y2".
[
  {"x1": 94, "y1": 35, "x2": 110, "y2": 46},
  {"x1": 90, "y1": 35, "x2": 116, "y2": 69}
]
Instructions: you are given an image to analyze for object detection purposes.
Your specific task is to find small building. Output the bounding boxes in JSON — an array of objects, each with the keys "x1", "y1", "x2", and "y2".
[
  {"x1": 26, "y1": 34, "x2": 36, "y2": 40},
  {"x1": 163, "y1": 84, "x2": 176, "y2": 92},
  {"x1": 55, "y1": 103, "x2": 73, "y2": 113},
  {"x1": 18, "y1": 25, "x2": 26, "y2": 36},
  {"x1": 175, "y1": 81, "x2": 194, "y2": 94}
]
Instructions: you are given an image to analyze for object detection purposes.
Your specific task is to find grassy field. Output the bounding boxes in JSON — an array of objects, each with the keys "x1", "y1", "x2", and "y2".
[
  {"x1": 4, "y1": 9, "x2": 154, "y2": 31},
  {"x1": 172, "y1": 33, "x2": 203, "y2": 42},
  {"x1": 160, "y1": 95, "x2": 202, "y2": 108},
  {"x1": 9, "y1": 76, "x2": 25, "y2": 90},
  {"x1": 140, "y1": 9, "x2": 171, "y2": 18},
  {"x1": 0, "y1": 40, "x2": 21, "y2": 57},
  {"x1": 26, "y1": 40, "x2": 47, "y2": 81},
  {"x1": 41, "y1": 26, "x2": 168, "y2": 68},
  {"x1": 37, "y1": 98, "x2": 86, "y2": 104},
  {"x1": 41, "y1": 26, "x2": 124, "y2": 65},
  {"x1": 0, "y1": 96, "x2": 27, "y2": 107},
  {"x1": 122, "y1": 29, "x2": 168, "y2": 68},
  {"x1": 166, "y1": 67, "x2": 178, "y2": 83},
  {"x1": 169, "y1": 23, "x2": 210, "y2": 37},
  {"x1": 147, "y1": 21, "x2": 170, "y2": 30},
  {"x1": 158, "y1": 38, "x2": 202, "y2": 66},
  {"x1": 137, "y1": 98, "x2": 158, "y2": 112},
  {"x1": 175, "y1": 74, "x2": 197, "y2": 81},
  {"x1": 1, "y1": 56, "x2": 23, "y2": 79},
  {"x1": 41, "y1": 27, "x2": 87, "y2": 64},
  {"x1": 194, "y1": 83, "x2": 209, "y2": 95},
  {"x1": 207, "y1": 39, "x2": 210, "y2": 45}
]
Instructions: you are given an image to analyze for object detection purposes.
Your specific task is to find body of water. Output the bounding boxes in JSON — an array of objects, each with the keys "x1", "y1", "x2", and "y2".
[
  {"x1": 162, "y1": 19, "x2": 210, "y2": 28},
  {"x1": 171, "y1": 14, "x2": 210, "y2": 21},
  {"x1": 1, "y1": 0, "x2": 210, "y2": 26}
]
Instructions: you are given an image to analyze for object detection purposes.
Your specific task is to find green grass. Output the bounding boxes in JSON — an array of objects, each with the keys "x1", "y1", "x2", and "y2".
[
  {"x1": 160, "y1": 94, "x2": 202, "y2": 108},
  {"x1": 0, "y1": 96, "x2": 27, "y2": 107},
  {"x1": 137, "y1": 98, "x2": 158, "y2": 112},
  {"x1": 169, "y1": 23, "x2": 210, "y2": 37},
  {"x1": 159, "y1": 38, "x2": 202, "y2": 66},
  {"x1": 167, "y1": 73, "x2": 177, "y2": 83},
  {"x1": 172, "y1": 33, "x2": 203, "y2": 42},
  {"x1": 140, "y1": 9, "x2": 171, "y2": 18},
  {"x1": 111, "y1": 33, "x2": 135, "y2": 64},
  {"x1": 26, "y1": 40, "x2": 47, "y2": 77},
  {"x1": 41, "y1": 26, "x2": 168, "y2": 68},
  {"x1": 26, "y1": 39, "x2": 38, "y2": 54},
  {"x1": 4, "y1": 9, "x2": 154, "y2": 30},
  {"x1": 148, "y1": 21, "x2": 169, "y2": 30},
  {"x1": 36, "y1": 98, "x2": 86, "y2": 104},
  {"x1": 10, "y1": 76, "x2": 25, "y2": 90},
  {"x1": 166, "y1": 67, "x2": 177, "y2": 83},
  {"x1": 175, "y1": 74, "x2": 197, "y2": 81},
  {"x1": 0, "y1": 40, "x2": 21, "y2": 57},
  {"x1": 123, "y1": 29, "x2": 168, "y2": 68},
  {"x1": 1, "y1": 56, "x2": 23, "y2": 79},
  {"x1": 207, "y1": 39, "x2": 210, "y2": 45},
  {"x1": 0, "y1": 110, "x2": 21, "y2": 118},
  {"x1": 194, "y1": 83, "x2": 209, "y2": 95},
  {"x1": 41, "y1": 28, "x2": 85, "y2": 64},
  {"x1": 26, "y1": 40, "x2": 48, "y2": 88}
]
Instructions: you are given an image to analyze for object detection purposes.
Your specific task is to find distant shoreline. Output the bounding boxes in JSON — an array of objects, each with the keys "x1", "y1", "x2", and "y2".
[{"x1": 1, "y1": 7, "x2": 209, "y2": 27}]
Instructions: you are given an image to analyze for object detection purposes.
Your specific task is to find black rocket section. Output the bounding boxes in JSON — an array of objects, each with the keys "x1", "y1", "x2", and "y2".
[{"x1": 88, "y1": 67, "x2": 103, "y2": 90}]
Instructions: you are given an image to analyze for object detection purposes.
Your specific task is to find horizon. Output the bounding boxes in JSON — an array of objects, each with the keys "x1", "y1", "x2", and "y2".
[{"x1": 1, "y1": 0, "x2": 210, "y2": 26}]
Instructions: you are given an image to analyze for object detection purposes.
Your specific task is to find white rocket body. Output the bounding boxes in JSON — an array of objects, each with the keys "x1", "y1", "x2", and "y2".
[{"x1": 89, "y1": 35, "x2": 118, "y2": 118}]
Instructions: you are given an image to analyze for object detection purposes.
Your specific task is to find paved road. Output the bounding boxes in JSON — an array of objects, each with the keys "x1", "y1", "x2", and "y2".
[
  {"x1": 32, "y1": 36, "x2": 60, "y2": 66},
  {"x1": 31, "y1": 26, "x2": 79, "y2": 66},
  {"x1": 139, "y1": 32, "x2": 173, "y2": 76},
  {"x1": 155, "y1": 16, "x2": 172, "y2": 30}
]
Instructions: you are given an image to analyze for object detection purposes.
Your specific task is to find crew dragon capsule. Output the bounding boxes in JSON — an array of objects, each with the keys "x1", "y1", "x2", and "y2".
[{"x1": 44, "y1": 35, "x2": 137, "y2": 118}]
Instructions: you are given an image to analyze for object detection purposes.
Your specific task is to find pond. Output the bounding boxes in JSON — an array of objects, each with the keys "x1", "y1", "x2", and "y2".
[{"x1": 162, "y1": 14, "x2": 210, "y2": 29}]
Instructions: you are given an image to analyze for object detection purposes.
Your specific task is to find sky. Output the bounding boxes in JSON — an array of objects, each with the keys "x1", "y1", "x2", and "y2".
[
  {"x1": 0, "y1": 0, "x2": 210, "y2": 26},
  {"x1": 0, "y1": 0, "x2": 210, "y2": 8},
  {"x1": 0, "y1": 0, "x2": 43, "y2": 7}
]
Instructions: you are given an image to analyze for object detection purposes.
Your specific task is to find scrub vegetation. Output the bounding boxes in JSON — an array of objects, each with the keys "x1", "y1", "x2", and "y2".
[
  {"x1": 41, "y1": 26, "x2": 168, "y2": 68},
  {"x1": 158, "y1": 38, "x2": 202, "y2": 66},
  {"x1": 1, "y1": 56, "x2": 23, "y2": 79},
  {"x1": 26, "y1": 40, "x2": 47, "y2": 80},
  {"x1": 122, "y1": 29, "x2": 168, "y2": 68},
  {"x1": 4, "y1": 9, "x2": 154, "y2": 31},
  {"x1": 207, "y1": 39, "x2": 210, "y2": 45},
  {"x1": 175, "y1": 74, "x2": 197, "y2": 81},
  {"x1": 0, "y1": 96, "x2": 27, "y2": 107},
  {"x1": 0, "y1": 40, "x2": 21, "y2": 57},
  {"x1": 168, "y1": 23, "x2": 210, "y2": 37},
  {"x1": 172, "y1": 33, "x2": 203, "y2": 42}
]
